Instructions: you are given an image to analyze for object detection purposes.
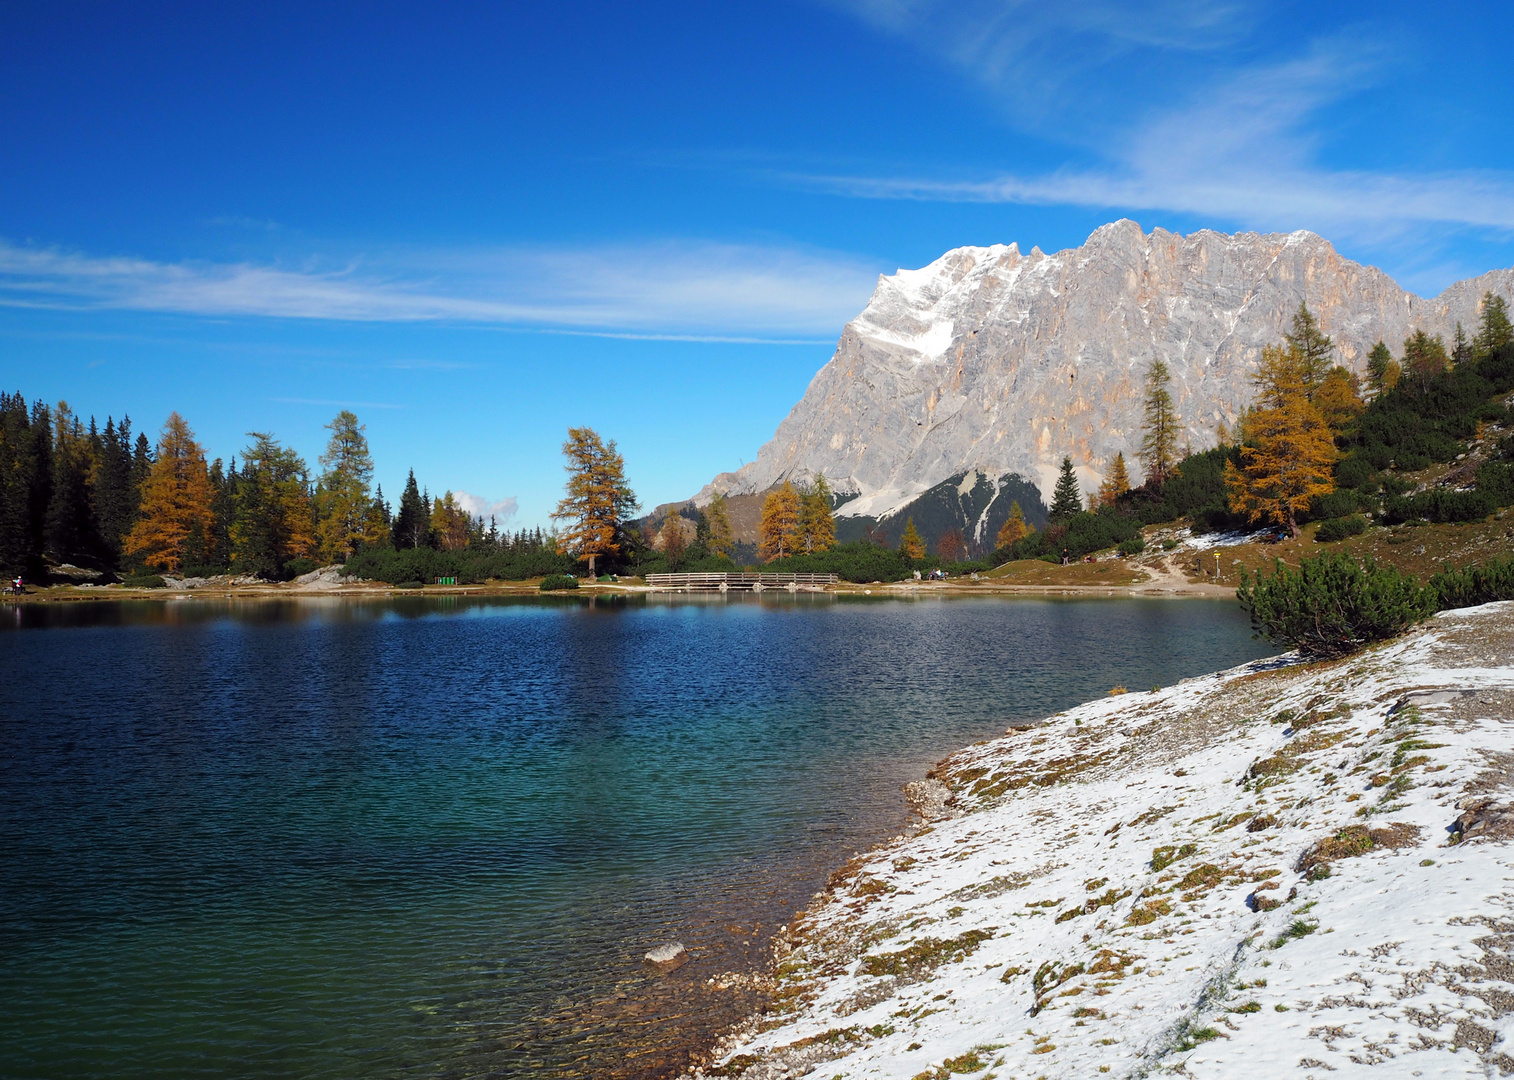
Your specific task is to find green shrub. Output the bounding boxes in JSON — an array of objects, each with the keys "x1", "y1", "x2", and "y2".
[
  {"x1": 1314, "y1": 515, "x2": 1368, "y2": 543},
  {"x1": 282, "y1": 557, "x2": 320, "y2": 579},
  {"x1": 1237, "y1": 551, "x2": 1437, "y2": 659},
  {"x1": 1117, "y1": 536, "x2": 1146, "y2": 556},
  {"x1": 1430, "y1": 555, "x2": 1514, "y2": 610},
  {"x1": 539, "y1": 574, "x2": 579, "y2": 591},
  {"x1": 123, "y1": 573, "x2": 168, "y2": 588}
]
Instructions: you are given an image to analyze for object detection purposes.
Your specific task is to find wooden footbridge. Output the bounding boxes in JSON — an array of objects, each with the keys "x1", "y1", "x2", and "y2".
[{"x1": 644, "y1": 572, "x2": 838, "y2": 593}]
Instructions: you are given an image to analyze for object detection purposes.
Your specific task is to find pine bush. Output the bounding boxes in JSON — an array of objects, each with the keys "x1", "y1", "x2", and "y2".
[
  {"x1": 1314, "y1": 515, "x2": 1368, "y2": 543},
  {"x1": 1237, "y1": 552, "x2": 1436, "y2": 659},
  {"x1": 539, "y1": 574, "x2": 579, "y2": 591},
  {"x1": 1430, "y1": 555, "x2": 1514, "y2": 610}
]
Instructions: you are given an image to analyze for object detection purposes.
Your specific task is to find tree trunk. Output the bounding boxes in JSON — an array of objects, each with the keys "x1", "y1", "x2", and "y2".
[{"x1": 587, "y1": 553, "x2": 596, "y2": 578}]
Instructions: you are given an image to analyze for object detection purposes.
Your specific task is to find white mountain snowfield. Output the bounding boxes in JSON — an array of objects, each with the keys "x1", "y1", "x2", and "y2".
[
  {"x1": 687, "y1": 601, "x2": 1514, "y2": 1079},
  {"x1": 698, "y1": 222, "x2": 1514, "y2": 518}
]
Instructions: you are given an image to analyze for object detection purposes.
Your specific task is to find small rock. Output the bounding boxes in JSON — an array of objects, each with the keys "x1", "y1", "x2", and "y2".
[{"x1": 644, "y1": 942, "x2": 688, "y2": 973}]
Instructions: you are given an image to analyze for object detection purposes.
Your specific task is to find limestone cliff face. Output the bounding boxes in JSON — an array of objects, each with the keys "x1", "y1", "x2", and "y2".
[{"x1": 699, "y1": 220, "x2": 1514, "y2": 516}]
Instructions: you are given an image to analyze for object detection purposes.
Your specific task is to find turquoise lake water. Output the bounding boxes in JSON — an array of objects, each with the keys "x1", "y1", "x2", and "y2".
[{"x1": 0, "y1": 594, "x2": 1276, "y2": 1078}]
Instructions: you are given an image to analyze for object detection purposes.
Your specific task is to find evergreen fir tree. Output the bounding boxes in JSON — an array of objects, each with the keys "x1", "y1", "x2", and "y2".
[
  {"x1": 44, "y1": 402, "x2": 99, "y2": 566},
  {"x1": 314, "y1": 410, "x2": 376, "y2": 561},
  {"x1": 1402, "y1": 330, "x2": 1451, "y2": 395},
  {"x1": 1283, "y1": 302, "x2": 1334, "y2": 398},
  {"x1": 94, "y1": 417, "x2": 137, "y2": 566},
  {"x1": 0, "y1": 393, "x2": 35, "y2": 575},
  {"x1": 1474, "y1": 292, "x2": 1512, "y2": 358},
  {"x1": 1049, "y1": 456, "x2": 1082, "y2": 521},
  {"x1": 1365, "y1": 340, "x2": 1397, "y2": 397},
  {"x1": 1139, "y1": 360, "x2": 1180, "y2": 489},
  {"x1": 27, "y1": 400, "x2": 53, "y2": 565},
  {"x1": 230, "y1": 432, "x2": 315, "y2": 578},
  {"x1": 1452, "y1": 322, "x2": 1474, "y2": 366},
  {"x1": 207, "y1": 457, "x2": 235, "y2": 569},
  {"x1": 392, "y1": 470, "x2": 429, "y2": 549}
]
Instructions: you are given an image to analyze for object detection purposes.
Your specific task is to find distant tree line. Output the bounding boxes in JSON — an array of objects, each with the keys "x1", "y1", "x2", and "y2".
[{"x1": 0, "y1": 400, "x2": 561, "y2": 582}]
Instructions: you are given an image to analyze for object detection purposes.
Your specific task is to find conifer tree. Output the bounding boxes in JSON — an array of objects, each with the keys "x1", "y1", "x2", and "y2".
[
  {"x1": 392, "y1": 470, "x2": 430, "y2": 550},
  {"x1": 1096, "y1": 452, "x2": 1131, "y2": 509},
  {"x1": 1224, "y1": 349, "x2": 1336, "y2": 538},
  {"x1": 230, "y1": 432, "x2": 315, "y2": 577},
  {"x1": 430, "y1": 491, "x2": 471, "y2": 551},
  {"x1": 898, "y1": 516, "x2": 925, "y2": 559},
  {"x1": 659, "y1": 506, "x2": 687, "y2": 568},
  {"x1": 315, "y1": 410, "x2": 376, "y2": 562},
  {"x1": 1475, "y1": 292, "x2": 1512, "y2": 358},
  {"x1": 124, "y1": 412, "x2": 215, "y2": 573},
  {"x1": 1452, "y1": 322, "x2": 1473, "y2": 367},
  {"x1": 94, "y1": 417, "x2": 138, "y2": 564},
  {"x1": 1049, "y1": 456, "x2": 1082, "y2": 522},
  {"x1": 0, "y1": 393, "x2": 42, "y2": 575},
  {"x1": 995, "y1": 500, "x2": 1031, "y2": 550},
  {"x1": 757, "y1": 480, "x2": 801, "y2": 561},
  {"x1": 551, "y1": 426, "x2": 638, "y2": 577},
  {"x1": 1402, "y1": 330, "x2": 1451, "y2": 395},
  {"x1": 27, "y1": 401, "x2": 53, "y2": 562},
  {"x1": 1283, "y1": 302, "x2": 1334, "y2": 397},
  {"x1": 703, "y1": 492, "x2": 734, "y2": 559},
  {"x1": 1139, "y1": 360, "x2": 1180, "y2": 489},
  {"x1": 796, "y1": 475, "x2": 836, "y2": 554},
  {"x1": 44, "y1": 402, "x2": 100, "y2": 565},
  {"x1": 1313, "y1": 366, "x2": 1365, "y2": 432},
  {"x1": 1365, "y1": 340, "x2": 1397, "y2": 397}
]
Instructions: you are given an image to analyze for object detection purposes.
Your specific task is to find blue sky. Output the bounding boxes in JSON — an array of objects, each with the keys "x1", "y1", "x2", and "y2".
[{"x1": 3, "y1": 1, "x2": 1513, "y2": 527}]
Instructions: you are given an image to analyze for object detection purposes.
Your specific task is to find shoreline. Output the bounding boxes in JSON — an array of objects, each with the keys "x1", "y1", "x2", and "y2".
[
  {"x1": 1, "y1": 571, "x2": 1238, "y2": 605},
  {"x1": 680, "y1": 601, "x2": 1514, "y2": 1079}
]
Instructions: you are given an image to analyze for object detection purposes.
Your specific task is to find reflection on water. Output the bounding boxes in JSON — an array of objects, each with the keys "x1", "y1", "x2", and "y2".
[{"x1": 0, "y1": 594, "x2": 1275, "y2": 1078}]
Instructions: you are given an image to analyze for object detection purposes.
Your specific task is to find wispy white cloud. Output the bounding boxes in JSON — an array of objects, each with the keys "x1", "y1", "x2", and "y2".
[
  {"x1": 811, "y1": 4, "x2": 1514, "y2": 261},
  {"x1": 453, "y1": 491, "x2": 519, "y2": 524},
  {"x1": 0, "y1": 238, "x2": 880, "y2": 340}
]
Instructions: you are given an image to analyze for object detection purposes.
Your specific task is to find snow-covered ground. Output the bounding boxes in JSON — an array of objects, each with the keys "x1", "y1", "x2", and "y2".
[{"x1": 689, "y1": 602, "x2": 1514, "y2": 1079}]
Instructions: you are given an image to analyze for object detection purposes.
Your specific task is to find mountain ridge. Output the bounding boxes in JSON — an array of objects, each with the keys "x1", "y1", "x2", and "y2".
[{"x1": 696, "y1": 220, "x2": 1514, "y2": 519}]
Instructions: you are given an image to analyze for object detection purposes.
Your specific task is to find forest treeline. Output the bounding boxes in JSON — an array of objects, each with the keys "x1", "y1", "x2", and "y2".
[{"x1": 0, "y1": 402, "x2": 565, "y2": 582}]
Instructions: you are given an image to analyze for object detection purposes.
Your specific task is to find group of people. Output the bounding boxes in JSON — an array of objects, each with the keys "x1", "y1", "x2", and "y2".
[{"x1": 8, "y1": 575, "x2": 22, "y2": 596}]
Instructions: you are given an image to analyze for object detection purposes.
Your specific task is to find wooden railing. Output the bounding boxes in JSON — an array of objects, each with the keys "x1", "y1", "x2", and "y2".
[{"x1": 644, "y1": 572, "x2": 838, "y2": 592}]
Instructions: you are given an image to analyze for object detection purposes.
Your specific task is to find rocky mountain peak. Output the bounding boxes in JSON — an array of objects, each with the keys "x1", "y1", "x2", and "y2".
[{"x1": 699, "y1": 222, "x2": 1514, "y2": 520}]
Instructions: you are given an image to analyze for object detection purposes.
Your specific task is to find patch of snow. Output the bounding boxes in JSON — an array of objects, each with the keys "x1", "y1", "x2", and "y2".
[{"x1": 691, "y1": 602, "x2": 1514, "y2": 1080}]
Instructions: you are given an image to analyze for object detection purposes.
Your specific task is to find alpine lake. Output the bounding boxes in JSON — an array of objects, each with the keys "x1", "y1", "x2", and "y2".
[{"x1": 0, "y1": 592, "x2": 1277, "y2": 1079}]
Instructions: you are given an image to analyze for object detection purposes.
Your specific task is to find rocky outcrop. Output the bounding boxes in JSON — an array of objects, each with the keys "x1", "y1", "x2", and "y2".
[{"x1": 698, "y1": 221, "x2": 1514, "y2": 519}]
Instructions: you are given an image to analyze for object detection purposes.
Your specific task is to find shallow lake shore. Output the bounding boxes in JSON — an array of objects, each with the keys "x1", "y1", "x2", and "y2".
[{"x1": 681, "y1": 601, "x2": 1514, "y2": 1079}]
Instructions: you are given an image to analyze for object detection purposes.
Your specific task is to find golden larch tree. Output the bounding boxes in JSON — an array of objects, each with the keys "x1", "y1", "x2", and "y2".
[
  {"x1": 659, "y1": 507, "x2": 688, "y2": 566},
  {"x1": 899, "y1": 517, "x2": 925, "y2": 559},
  {"x1": 757, "y1": 481, "x2": 800, "y2": 561},
  {"x1": 551, "y1": 427, "x2": 638, "y2": 577},
  {"x1": 1096, "y1": 452, "x2": 1132, "y2": 508},
  {"x1": 430, "y1": 492, "x2": 471, "y2": 551},
  {"x1": 123, "y1": 412, "x2": 215, "y2": 573},
  {"x1": 995, "y1": 500, "x2": 1031, "y2": 550},
  {"x1": 1224, "y1": 347, "x2": 1336, "y2": 537},
  {"x1": 796, "y1": 475, "x2": 836, "y2": 554},
  {"x1": 703, "y1": 493, "x2": 734, "y2": 559}
]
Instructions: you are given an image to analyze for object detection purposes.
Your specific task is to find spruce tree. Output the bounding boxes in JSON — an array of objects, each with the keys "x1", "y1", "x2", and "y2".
[
  {"x1": 1475, "y1": 292, "x2": 1512, "y2": 358},
  {"x1": 45, "y1": 404, "x2": 99, "y2": 566},
  {"x1": 230, "y1": 433, "x2": 315, "y2": 577},
  {"x1": 1049, "y1": 456, "x2": 1082, "y2": 522},
  {"x1": 1284, "y1": 302, "x2": 1334, "y2": 398},
  {"x1": 1402, "y1": 330, "x2": 1451, "y2": 395},
  {"x1": 94, "y1": 417, "x2": 137, "y2": 566},
  {"x1": 315, "y1": 410, "x2": 376, "y2": 561},
  {"x1": 1139, "y1": 360, "x2": 1179, "y2": 489},
  {"x1": 796, "y1": 475, "x2": 835, "y2": 554},
  {"x1": 1452, "y1": 322, "x2": 1473, "y2": 366},
  {"x1": 0, "y1": 393, "x2": 34, "y2": 575},
  {"x1": 392, "y1": 470, "x2": 429, "y2": 550},
  {"x1": 1365, "y1": 340, "x2": 1396, "y2": 397}
]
